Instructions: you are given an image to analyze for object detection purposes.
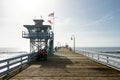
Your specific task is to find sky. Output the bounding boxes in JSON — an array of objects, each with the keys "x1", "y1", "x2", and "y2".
[{"x1": 0, "y1": 0, "x2": 120, "y2": 51}]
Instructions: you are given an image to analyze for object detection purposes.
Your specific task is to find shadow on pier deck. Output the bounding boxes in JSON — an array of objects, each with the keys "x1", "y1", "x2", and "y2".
[{"x1": 10, "y1": 48, "x2": 120, "y2": 80}]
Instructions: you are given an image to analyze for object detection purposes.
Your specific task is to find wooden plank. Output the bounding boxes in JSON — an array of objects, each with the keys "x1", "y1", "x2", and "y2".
[{"x1": 10, "y1": 48, "x2": 120, "y2": 80}]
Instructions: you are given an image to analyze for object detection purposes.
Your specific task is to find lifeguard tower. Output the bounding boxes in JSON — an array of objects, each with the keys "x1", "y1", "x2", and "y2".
[{"x1": 22, "y1": 19, "x2": 54, "y2": 57}]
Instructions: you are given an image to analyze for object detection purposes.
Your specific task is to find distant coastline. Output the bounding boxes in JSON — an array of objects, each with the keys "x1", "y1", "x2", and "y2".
[
  {"x1": 76, "y1": 47, "x2": 120, "y2": 54},
  {"x1": 101, "y1": 51, "x2": 120, "y2": 54},
  {"x1": 0, "y1": 51, "x2": 27, "y2": 54}
]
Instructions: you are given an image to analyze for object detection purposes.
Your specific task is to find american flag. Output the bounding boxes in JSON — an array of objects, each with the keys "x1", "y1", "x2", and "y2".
[
  {"x1": 48, "y1": 13, "x2": 54, "y2": 17},
  {"x1": 48, "y1": 20, "x2": 53, "y2": 24}
]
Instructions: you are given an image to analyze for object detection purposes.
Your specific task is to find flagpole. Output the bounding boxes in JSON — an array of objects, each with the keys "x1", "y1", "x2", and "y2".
[
  {"x1": 52, "y1": 12, "x2": 55, "y2": 52},
  {"x1": 48, "y1": 12, "x2": 55, "y2": 51},
  {"x1": 52, "y1": 12, "x2": 55, "y2": 32}
]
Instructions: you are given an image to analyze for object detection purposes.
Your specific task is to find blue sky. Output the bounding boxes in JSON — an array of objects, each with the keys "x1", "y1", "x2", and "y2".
[
  {"x1": 55, "y1": 0, "x2": 120, "y2": 47},
  {"x1": 0, "y1": 0, "x2": 120, "y2": 51}
]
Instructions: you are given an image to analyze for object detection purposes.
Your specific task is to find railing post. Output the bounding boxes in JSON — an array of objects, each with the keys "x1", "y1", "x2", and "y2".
[
  {"x1": 7, "y1": 60, "x2": 10, "y2": 76},
  {"x1": 28, "y1": 55, "x2": 31, "y2": 65},
  {"x1": 28, "y1": 55, "x2": 30, "y2": 62},
  {"x1": 92, "y1": 53, "x2": 93, "y2": 58},
  {"x1": 20, "y1": 57, "x2": 22, "y2": 71},
  {"x1": 106, "y1": 56, "x2": 109, "y2": 63},
  {"x1": 21, "y1": 57, "x2": 22, "y2": 66},
  {"x1": 88, "y1": 53, "x2": 90, "y2": 57},
  {"x1": 98, "y1": 54, "x2": 100, "y2": 60}
]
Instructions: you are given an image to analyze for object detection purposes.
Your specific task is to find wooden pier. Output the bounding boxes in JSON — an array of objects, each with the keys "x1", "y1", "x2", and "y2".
[{"x1": 10, "y1": 48, "x2": 120, "y2": 80}]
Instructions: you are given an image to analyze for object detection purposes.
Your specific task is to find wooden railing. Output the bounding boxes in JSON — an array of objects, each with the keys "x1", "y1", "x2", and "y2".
[
  {"x1": 76, "y1": 50, "x2": 120, "y2": 71},
  {"x1": 0, "y1": 53, "x2": 36, "y2": 77}
]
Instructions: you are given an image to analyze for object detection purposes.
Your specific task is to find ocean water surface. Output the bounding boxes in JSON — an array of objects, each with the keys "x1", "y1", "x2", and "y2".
[
  {"x1": 0, "y1": 48, "x2": 28, "y2": 60},
  {"x1": 76, "y1": 47, "x2": 120, "y2": 56}
]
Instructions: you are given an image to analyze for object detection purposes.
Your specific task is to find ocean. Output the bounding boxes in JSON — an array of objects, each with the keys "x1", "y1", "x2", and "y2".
[
  {"x1": 76, "y1": 47, "x2": 120, "y2": 56},
  {"x1": 0, "y1": 48, "x2": 28, "y2": 60}
]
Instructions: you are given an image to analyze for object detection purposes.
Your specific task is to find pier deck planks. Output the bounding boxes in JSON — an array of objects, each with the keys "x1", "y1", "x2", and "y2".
[{"x1": 10, "y1": 48, "x2": 120, "y2": 80}]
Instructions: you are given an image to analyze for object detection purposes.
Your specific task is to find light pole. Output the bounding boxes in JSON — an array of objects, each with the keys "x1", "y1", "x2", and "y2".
[{"x1": 71, "y1": 35, "x2": 75, "y2": 53}]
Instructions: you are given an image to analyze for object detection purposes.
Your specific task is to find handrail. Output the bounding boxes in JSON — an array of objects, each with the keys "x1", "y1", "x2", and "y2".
[
  {"x1": 22, "y1": 31, "x2": 53, "y2": 39},
  {"x1": 0, "y1": 53, "x2": 36, "y2": 77},
  {"x1": 76, "y1": 49, "x2": 120, "y2": 71}
]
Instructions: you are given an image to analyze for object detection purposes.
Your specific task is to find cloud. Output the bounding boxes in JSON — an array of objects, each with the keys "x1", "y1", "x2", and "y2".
[
  {"x1": 79, "y1": 9, "x2": 120, "y2": 28},
  {"x1": 56, "y1": 17, "x2": 71, "y2": 26},
  {"x1": 80, "y1": 15, "x2": 113, "y2": 27}
]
